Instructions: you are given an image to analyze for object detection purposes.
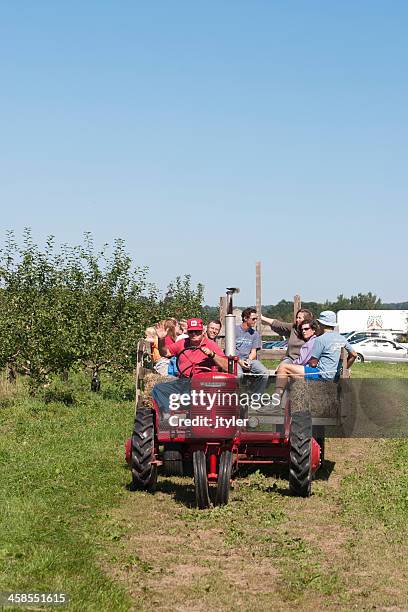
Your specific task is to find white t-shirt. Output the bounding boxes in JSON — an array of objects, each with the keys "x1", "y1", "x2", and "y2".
[{"x1": 176, "y1": 333, "x2": 189, "y2": 341}]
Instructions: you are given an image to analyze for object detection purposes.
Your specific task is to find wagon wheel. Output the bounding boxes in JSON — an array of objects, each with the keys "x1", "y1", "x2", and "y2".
[
  {"x1": 312, "y1": 425, "x2": 325, "y2": 466},
  {"x1": 193, "y1": 450, "x2": 210, "y2": 509},
  {"x1": 289, "y1": 410, "x2": 312, "y2": 497},
  {"x1": 176, "y1": 347, "x2": 212, "y2": 379},
  {"x1": 316, "y1": 436, "x2": 325, "y2": 466},
  {"x1": 215, "y1": 450, "x2": 233, "y2": 506}
]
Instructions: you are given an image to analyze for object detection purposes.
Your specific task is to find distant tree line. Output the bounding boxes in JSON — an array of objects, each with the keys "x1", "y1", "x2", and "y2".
[
  {"x1": 263, "y1": 292, "x2": 385, "y2": 322},
  {"x1": 381, "y1": 301, "x2": 408, "y2": 310},
  {"x1": 203, "y1": 293, "x2": 407, "y2": 325},
  {"x1": 0, "y1": 230, "x2": 204, "y2": 388}
]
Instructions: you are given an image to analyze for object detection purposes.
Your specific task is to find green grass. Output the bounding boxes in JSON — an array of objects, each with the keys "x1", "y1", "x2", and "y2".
[
  {"x1": 0, "y1": 373, "x2": 134, "y2": 611},
  {"x1": 263, "y1": 359, "x2": 408, "y2": 378},
  {"x1": 117, "y1": 469, "x2": 345, "y2": 607},
  {"x1": 1, "y1": 365, "x2": 408, "y2": 610},
  {"x1": 339, "y1": 438, "x2": 408, "y2": 533},
  {"x1": 351, "y1": 361, "x2": 408, "y2": 378}
]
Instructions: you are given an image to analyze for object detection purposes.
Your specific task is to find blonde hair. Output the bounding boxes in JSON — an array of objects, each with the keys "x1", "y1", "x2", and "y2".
[{"x1": 145, "y1": 326, "x2": 157, "y2": 339}]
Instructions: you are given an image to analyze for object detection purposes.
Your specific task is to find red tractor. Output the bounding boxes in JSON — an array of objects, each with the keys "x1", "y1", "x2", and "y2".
[{"x1": 126, "y1": 289, "x2": 323, "y2": 508}]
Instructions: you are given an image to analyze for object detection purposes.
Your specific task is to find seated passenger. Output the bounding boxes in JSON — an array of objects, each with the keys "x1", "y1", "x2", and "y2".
[
  {"x1": 205, "y1": 319, "x2": 222, "y2": 344},
  {"x1": 144, "y1": 326, "x2": 170, "y2": 377},
  {"x1": 236, "y1": 308, "x2": 269, "y2": 394},
  {"x1": 261, "y1": 309, "x2": 313, "y2": 364},
  {"x1": 177, "y1": 319, "x2": 189, "y2": 340},
  {"x1": 275, "y1": 319, "x2": 319, "y2": 393},
  {"x1": 163, "y1": 319, "x2": 178, "y2": 346},
  {"x1": 292, "y1": 319, "x2": 321, "y2": 365},
  {"x1": 275, "y1": 311, "x2": 357, "y2": 394}
]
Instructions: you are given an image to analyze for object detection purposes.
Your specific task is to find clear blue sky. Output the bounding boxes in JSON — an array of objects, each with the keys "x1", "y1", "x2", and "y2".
[{"x1": 1, "y1": 1, "x2": 406, "y2": 305}]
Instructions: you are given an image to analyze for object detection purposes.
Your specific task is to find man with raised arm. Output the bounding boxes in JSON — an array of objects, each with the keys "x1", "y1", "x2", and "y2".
[
  {"x1": 152, "y1": 318, "x2": 228, "y2": 419},
  {"x1": 157, "y1": 318, "x2": 228, "y2": 377}
]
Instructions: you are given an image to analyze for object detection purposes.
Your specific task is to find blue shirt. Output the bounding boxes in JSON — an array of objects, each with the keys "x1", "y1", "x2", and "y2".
[
  {"x1": 235, "y1": 325, "x2": 261, "y2": 359},
  {"x1": 311, "y1": 331, "x2": 354, "y2": 380}
]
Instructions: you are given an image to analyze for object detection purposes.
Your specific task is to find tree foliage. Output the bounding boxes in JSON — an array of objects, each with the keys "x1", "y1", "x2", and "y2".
[
  {"x1": 159, "y1": 275, "x2": 204, "y2": 321},
  {"x1": 0, "y1": 230, "x2": 204, "y2": 387}
]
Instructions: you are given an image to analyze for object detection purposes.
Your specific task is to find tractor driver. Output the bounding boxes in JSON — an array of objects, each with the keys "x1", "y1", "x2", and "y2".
[
  {"x1": 153, "y1": 318, "x2": 228, "y2": 418},
  {"x1": 157, "y1": 318, "x2": 227, "y2": 377}
]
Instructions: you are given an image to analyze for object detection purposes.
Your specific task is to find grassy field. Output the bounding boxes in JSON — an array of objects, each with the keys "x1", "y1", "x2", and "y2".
[
  {"x1": 0, "y1": 374, "x2": 133, "y2": 610},
  {"x1": 1, "y1": 364, "x2": 407, "y2": 610},
  {"x1": 264, "y1": 359, "x2": 408, "y2": 378}
]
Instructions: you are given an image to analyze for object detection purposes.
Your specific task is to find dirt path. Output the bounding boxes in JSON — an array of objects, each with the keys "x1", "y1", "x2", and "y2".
[{"x1": 104, "y1": 438, "x2": 408, "y2": 611}]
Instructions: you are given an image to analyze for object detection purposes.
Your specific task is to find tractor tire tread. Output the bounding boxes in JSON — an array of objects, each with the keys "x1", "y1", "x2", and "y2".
[
  {"x1": 289, "y1": 410, "x2": 312, "y2": 497},
  {"x1": 215, "y1": 450, "x2": 232, "y2": 506},
  {"x1": 131, "y1": 407, "x2": 157, "y2": 491},
  {"x1": 193, "y1": 450, "x2": 210, "y2": 509},
  {"x1": 163, "y1": 450, "x2": 184, "y2": 476}
]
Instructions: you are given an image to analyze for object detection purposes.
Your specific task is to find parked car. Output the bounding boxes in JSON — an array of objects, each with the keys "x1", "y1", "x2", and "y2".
[
  {"x1": 343, "y1": 330, "x2": 395, "y2": 344},
  {"x1": 351, "y1": 338, "x2": 408, "y2": 363},
  {"x1": 262, "y1": 340, "x2": 288, "y2": 349}
]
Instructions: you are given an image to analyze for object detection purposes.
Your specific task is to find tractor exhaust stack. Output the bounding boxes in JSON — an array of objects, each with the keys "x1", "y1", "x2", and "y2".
[{"x1": 224, "y1": 287, "x2": 239, "y2": 373}]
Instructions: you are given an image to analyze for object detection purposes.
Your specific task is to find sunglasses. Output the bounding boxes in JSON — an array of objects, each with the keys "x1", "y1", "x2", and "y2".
[
  {"x1": 188, "y1": 329, "x2": 202, "y2": 335},
  {"x1": 301, "y1": 326, "x2": 311, "y2": 332}
]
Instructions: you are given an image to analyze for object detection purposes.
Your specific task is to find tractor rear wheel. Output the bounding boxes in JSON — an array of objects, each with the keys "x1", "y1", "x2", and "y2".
[
  {"x1": 289, "y1": 411, "x2": 312, "y2": 497},
  {"x1": 215, "y1": 450, "x2": 232, "y2": 506},
  {"x1": 163, "y1": 448, "x2": 184, "y2": 476},
  {"x1": 193, "y1": 450, "x2": 210, "y2": 509},
  {"x1": 131, "y1": 407, "x2": 157, "y2": 491}
]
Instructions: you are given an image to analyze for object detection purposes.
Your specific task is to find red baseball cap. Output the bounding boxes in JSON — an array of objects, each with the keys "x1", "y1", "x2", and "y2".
[{"x1": 187, "y1": 318, "x2": 203, "y2": 331}]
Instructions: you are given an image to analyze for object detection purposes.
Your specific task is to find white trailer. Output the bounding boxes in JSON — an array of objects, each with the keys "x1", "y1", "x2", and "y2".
[{"x1": 337, "y1": 310, "x2": 408, "y2": 334}]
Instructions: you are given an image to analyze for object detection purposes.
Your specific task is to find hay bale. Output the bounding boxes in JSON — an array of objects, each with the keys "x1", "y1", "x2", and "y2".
[
  {"x1": 139, "y1": 371, "x2": 174, "y2": 409},
  {"x1": 289, "y1": 379, "x2": 340, "y2": 418}
]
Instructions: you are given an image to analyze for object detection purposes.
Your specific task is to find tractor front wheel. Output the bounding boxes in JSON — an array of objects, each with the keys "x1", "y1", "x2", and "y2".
[
  {"x1": 215, "y1": 450, "x2": 233, "y2": 506},
  {"x1": 193, "y1": 450, "x2": 210, "y2": 509},
  {"x1": 131, "y1": 407, "x2": 157, "y2": 491},
  {"x1": 289, "y1": 411, "x2": 312, "y2": 497},
  {"x1": 163, "y1": 447, "x2": 184, "y2": 476}
]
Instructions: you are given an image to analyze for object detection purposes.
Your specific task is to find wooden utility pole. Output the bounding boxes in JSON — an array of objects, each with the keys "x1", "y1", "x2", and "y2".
[
  {"x1": 219, "y1": 295, "x2": 227, "y2": 349},
  {"x1": 256, "y1": 261, "x2": 261, "y2": 335},
  {"x1": 293, "y1": 294, "x2": 301, "y2": 322},
  {"x1": 219, "y1": 295, "x2": 227, "y2": 328}
]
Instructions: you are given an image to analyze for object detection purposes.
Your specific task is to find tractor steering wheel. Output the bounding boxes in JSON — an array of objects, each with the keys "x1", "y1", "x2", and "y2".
[{"x1": 176, "y1": 347, "x2": 213, "y2": 379}]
